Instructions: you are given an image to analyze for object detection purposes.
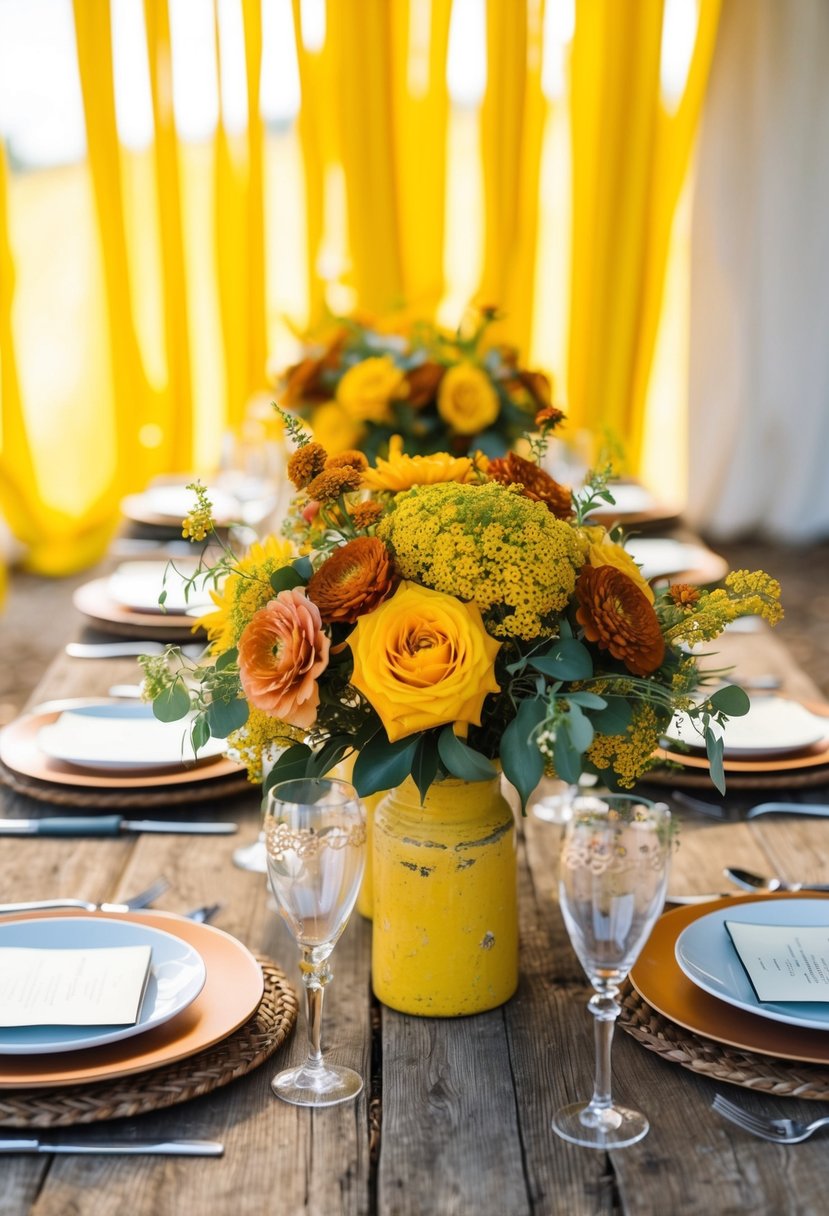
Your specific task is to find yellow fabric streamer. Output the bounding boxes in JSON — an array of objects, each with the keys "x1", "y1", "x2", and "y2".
[{"x1": 567, "y1": 0, "x2": 721, "y2": 469}]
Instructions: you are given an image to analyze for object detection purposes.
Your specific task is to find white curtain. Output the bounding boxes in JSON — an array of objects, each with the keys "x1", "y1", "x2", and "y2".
[{"x1": 686, "y1": 0, "x2": 829, "y2": 543}]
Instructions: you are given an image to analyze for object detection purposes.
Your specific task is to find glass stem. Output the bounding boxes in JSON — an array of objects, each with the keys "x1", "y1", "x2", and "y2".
[
  {"x1": 300, "y1": 949, "x2": 331, "y2": 1070},
  {"x1": 587, "y1": 985, "x2": 620, "y2": 1113}
]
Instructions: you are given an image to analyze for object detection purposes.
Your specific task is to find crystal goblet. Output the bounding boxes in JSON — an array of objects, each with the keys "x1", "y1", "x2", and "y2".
[
  {"x1": 264, "y1": 777, "x2": 366, "y2": 1106},
  {"x1": 553, "y1": 794, "x2": 671, "y2": 1149}
]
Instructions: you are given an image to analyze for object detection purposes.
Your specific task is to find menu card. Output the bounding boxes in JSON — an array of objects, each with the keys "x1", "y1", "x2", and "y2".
[
  {"x1": 725, "y1": 921, "x2": 829, "y2": 1003},
  {"x1": 0, "y1": 945, "x2": 152, "y2": 1027}
]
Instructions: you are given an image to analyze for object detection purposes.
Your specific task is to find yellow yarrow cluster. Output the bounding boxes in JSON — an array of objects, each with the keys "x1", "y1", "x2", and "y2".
[
  {"x1": 227, "y1": 710, "x2": 304, "y2": 783},
  {"x1": 194, "y1": 535, "x2": 294, "y2": 654},
  {"x1": 181, "y1": 481, "x2": 214, "y2": 542},
  {"x1": 585, "y1": 704, "x2": 662, "y2": 788},
  {"x1": 377, "y1": 481, "x2": 582, "y2": 640},
  {"x1": 662, "y1": 569, "x2": 783, "y2": 647}
]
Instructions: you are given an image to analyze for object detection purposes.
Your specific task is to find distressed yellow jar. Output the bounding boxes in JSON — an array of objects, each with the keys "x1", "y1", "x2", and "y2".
[{"x1": 372, "y1": 775, "x2": 518, "y2": 1016}]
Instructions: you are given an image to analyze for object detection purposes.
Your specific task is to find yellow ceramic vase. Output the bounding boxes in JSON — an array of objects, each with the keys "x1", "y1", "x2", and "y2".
[{"x1": 372, "y1": 775, "x2": 518, "y2": 1016}]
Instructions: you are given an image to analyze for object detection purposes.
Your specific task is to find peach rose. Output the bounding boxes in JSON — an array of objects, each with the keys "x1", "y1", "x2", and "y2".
[{"x1": 237, "y1": 589, "x2": 330, "y2": 729}]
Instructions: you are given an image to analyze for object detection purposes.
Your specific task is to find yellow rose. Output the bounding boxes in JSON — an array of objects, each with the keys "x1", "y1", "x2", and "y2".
[
  {"x1": 311, "y1": 401, "x2": 364, "y2": 455},
  {"x1": 348, "y1": 582, "x2": 501, "y2": 742},
  {"x1": 336, "y1": 356, "x2": 406, "y2": 424},
  {"x1": 581, "y1": 529, "x2": 655, "y2": 604},
  {"x1": 437, "y1": 363, "x2": 500, "y2": 435}
]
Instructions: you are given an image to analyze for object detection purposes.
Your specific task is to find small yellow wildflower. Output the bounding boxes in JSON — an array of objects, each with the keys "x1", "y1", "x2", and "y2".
[
  {"x1": 227, "y1": 710, "x2": 305, "y2": 783},
  {"x1": 585, "y1": 705, "x2": 662, "y2": 788},
  {"x1": 181, "y1": 481, "x2": 214, "y2": 542}
]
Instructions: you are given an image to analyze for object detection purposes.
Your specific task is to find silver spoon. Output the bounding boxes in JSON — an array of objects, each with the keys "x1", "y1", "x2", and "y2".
[{"x1": 724, "y1": 866, "x2": 829, "y2": 893}]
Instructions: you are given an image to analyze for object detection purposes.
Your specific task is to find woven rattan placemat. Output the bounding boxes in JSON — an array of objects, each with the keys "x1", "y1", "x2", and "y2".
[
  {"x1": 644, "y1": 764, "x2": 829, "y2": 791},
  {"x1": 0, "y1": 761, "x2": 252, "y2": 809},
  {"x1": 0, "y1": 958, "x2": 298, "y2": 1127},
  {"x1": 619, "y1": 986, "x2": 829, "y2": 1100}
]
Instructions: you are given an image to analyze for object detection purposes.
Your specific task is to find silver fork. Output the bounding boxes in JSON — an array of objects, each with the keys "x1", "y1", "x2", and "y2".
[
  {"x1": 712, "y1": 1094, "x2": 829, "y2": 1143},
  {"x1": 0, "y1": 876, "x2": 170, "y2": 916},
  {"x1": 184, "y1": 903, "x2": 220, "y2": 923}
]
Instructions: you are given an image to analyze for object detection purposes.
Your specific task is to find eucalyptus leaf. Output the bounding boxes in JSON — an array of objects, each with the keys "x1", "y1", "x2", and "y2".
[
  {"x1": 566, "y1": 692, "x2": 607, "y2": 710},
  {"x1": 153, "y1": 680, "x2": 191, "y2": 723},
  {"x1": 553, "y1": 731, "x2": 583, "y2": 785},
  {"x1": 292, "y1": 555, "x2": 313, "y2": 581},
  {"x1": 215, "y1": 647, "x2": 238, "y2": 671},
  {"x1": 709, "y1": 684, "x2": 751, "y2": 717},
  {"x1": 590, "y1": 697, "x2": 633, "y2": 736},
  {"x1": 206, "y1": 696, "x2": 249, "y2": 738},
  {"x1": 190, "y1": 713, "x2": 211, "y2": 752},
  {"x1": 263, "y1": 743, "x2": 313, "y2": 793},
  {"x1": 500, "y1": 698, "x2": 547, "y2": 811},
  {"x1": 529, "y1": 639, "x2": 593, "y2": 680},
  {"x1": 412, "y1": 735, "x2": 441, "y2": 803},
  {"x1": 564, "y1": 703, "x2": 595, "y2": 753},
  {"x1": 352, "y1": 732, "x2": 418, "y2": 798},
  {"x1": 706, "y1": 729, "x2": 726, "y2": 794},
  {"x1": 437, "y1": 727, "x2": 498, "y2": 782},
  {"x1": 270, "y1": 566, "x2": 304, "y2": 594}
]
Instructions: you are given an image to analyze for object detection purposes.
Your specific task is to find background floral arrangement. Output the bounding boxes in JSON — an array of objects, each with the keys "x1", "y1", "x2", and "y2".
[
  {"x1": 276, "y1": 307, "x2": 562, "y2": 462},
  {"x1": 143, "y1": 415, "x2": 783, "y2": 808}
]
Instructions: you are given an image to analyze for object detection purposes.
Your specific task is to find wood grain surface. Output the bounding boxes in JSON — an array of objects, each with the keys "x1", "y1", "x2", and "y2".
[{"x1": 1, "y1": 631, "x2": 828, "y2": 1215}]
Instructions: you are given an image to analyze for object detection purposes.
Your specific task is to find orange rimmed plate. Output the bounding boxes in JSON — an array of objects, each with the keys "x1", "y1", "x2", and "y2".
[
  {"x1": 653, "y1": 699, "x2": 829, "y2": 776},
  {"x1": 73, "y1": 578, "x2": 204, "y2": 641},
  {"x1": 0, "y1": 909, "x2": 264, "y2": 1089},
  {"x1": 0, "y1": 706, "x2": 244, "y2": 791},
  {"x1": 630, "y1": 893, "x2": 829, "y2": 1064}
]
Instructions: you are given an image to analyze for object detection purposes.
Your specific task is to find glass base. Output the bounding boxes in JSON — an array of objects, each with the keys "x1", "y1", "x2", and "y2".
[
  {"x1": 271, "y1": 1062, "x2": 363, "y2": 1107},
  {"x1": 552, "y1": 1101, "x2": 649, "y2": 1149},
  {"x1": 232, "y1": 834, "x2": 268, "y2": 873}
]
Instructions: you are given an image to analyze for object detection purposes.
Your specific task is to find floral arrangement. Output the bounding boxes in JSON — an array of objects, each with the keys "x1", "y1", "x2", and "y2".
[
  {"x1": 276, "y1": 307, "x2": 562, "y2": 462},
  {"x1": 142, "y1": 415, "x2": 783, "y2": 809}
]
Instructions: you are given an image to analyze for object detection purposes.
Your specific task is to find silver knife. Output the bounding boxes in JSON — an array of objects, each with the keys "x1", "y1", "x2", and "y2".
[
  {"x1": 0, "y1": 816, "x2": 237, "y2": 836},
  {"x1": 0, "y1": 1138, "x2": 224, "y2": 1156},
  {"x1": 667, "y1": 893, "x2": 734, "y2": 905}
]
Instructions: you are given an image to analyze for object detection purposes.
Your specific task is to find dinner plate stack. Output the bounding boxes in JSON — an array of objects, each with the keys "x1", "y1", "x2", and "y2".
[
  {"x1": 649, "y1": 693, "x2": 829, "y2": 791},
  {"x1": 621, "y1": 893, "x2": 829, "y2": 1099},
  {"x1": 0, "y1": 700, "x2": 250, "y2": 809},
  {"x1": 0, "y1": 909, "x2": 297, "y2": 1127},
  {"x1": 73, "y1": 559, "x2": 215, "y2": 641}
]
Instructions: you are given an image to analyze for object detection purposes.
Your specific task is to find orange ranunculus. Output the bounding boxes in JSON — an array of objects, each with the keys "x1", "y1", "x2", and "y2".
[
  {"x1": 487, "y1": 452, "x2": 573, "y2": 520},
  {"x1": 575, "y1": 565, "x2": 665, "y2": 677},
  {"x1": 348, "y1": 582, "x2": 501, "y2": 742},
  {"x1": 307, "y1": 537, "x2": 398, "y2": 624},
  {"x1": 578, "y1": 526, "x2": 654, "y2": 604},
  {"x1": 238, "y1": 589, "x2": 330, "y2": 728}
]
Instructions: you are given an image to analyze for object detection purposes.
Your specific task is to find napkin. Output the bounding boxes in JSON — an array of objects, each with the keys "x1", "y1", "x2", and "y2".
[{"x1": 0, "y1": 945, "x2": 152, "y2": 1026}]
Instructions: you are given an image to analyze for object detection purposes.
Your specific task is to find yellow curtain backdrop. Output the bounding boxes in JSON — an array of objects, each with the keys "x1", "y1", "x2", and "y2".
[
  {"x1": 0, "y1": 0, "x2": 720, "y2": 577},
  {"x1": 566, "y1": 0, "x2": 721, "y2": 470},
  {"x1": 479, "y1": 0, "x2": 546, "y2": 353}
]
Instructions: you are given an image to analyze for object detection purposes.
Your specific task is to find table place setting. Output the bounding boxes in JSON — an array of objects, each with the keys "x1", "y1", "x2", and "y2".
[
  {"x1": 0, "y1": 905, "x2": 298, "y2": 1131},
  {"x1": 620, "y1": 891, "x2": 829, "y2": 1097},
  {"x1": 72, "y1": 560, "x2": 212, "y2": 642},
  {"x1": 0, "y1": 697, "x2": 250, "y2": 808}
]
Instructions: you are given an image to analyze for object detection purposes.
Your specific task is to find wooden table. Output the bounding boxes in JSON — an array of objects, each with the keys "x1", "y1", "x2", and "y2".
[{"x1": 2, "y1": 627, "x2": 829, "y2": 1216}]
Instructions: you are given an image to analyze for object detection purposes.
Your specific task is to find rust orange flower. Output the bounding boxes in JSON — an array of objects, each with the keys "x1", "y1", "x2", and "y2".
[
  {"x1": 306, "y1": 465, "x2": 363, "y2": 502},
  {"x1": 575, "y1": 565, "x2": 666, "y2": 677},
  {"x1": 668, "y1": 583, "x2": 701, "y2": 607},
  {"x1": 307, "y1": 537, "x2": 398, "y2": 624},
  {"x1": 404, "y1": 361, "x2": 445, "y2": 408},
  {"x1": 237, "y1": 589, "x2": 330, "y2": 728},
  {"x1": 349, "y1": 500, "x2": 384, "y2": 530},
  {"x1": 325, "y1": 450, "x2": 368, "y2": 473},
  {"x1": 287, "y1": 442, "x2": 327, "y2": 489},
  {"x1": 487, "y1": 452, "x2": 573, "y2": 520},
  {"x1": 534, "y1": 403, "x2": 565, "y2": 430}
]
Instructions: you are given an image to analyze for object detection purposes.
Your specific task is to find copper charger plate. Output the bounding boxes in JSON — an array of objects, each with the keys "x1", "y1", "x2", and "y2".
[
  {"x1": 647, "y1": 698, "x2": 829, "y2": 788},
  {"x1": 73, "y1": 578, "x2": 205, "y2": 641},
  {"x1": 0, "y1": 909, "x2": 265, "y2": 1089},
  {"x1": 630, "y1": 892, "x2": 829, "y2": 1064},
  {"x1": 0, "y1": 706, "x2": 244, "y2": 792}
]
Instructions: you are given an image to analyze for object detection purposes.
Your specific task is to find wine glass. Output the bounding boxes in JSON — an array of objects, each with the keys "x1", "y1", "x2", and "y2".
[
  {"x1": 264, "y1": 777, "x2": 366, "y2": 1106},
  {"x1": 552, "y1": 794, "x2": 671, "y2": 1149}
]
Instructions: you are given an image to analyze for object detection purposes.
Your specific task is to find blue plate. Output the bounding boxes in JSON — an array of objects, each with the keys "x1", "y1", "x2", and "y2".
[
  {"x1": 675, "y1": 898, "x2": 829, "y2": 1031},
  {"x1": 0, "y1": 917, "x2": 206, "y2": 1054}
]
